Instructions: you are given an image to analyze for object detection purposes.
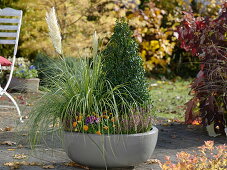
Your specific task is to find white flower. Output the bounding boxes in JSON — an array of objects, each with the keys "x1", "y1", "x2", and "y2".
[
  {"x1": 173, "y1": 32, "x2": 179, "y2": 39},
  {"x1": 46, "y1": 7, "x2": 62, "y2": 55}
]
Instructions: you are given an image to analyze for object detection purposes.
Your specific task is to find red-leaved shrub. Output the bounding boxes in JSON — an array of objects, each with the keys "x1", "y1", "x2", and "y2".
[{"x1": 177, "y1": 2, "x2": 227, "y2": 135}]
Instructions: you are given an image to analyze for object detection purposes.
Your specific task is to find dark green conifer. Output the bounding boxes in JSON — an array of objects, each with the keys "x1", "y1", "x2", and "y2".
[{"x1": 102, "y1": 20, "x2": 150, "y2": 105}]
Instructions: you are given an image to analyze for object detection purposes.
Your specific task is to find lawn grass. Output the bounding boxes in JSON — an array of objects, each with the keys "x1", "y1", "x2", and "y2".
[{"x1": 148, "y1": 79, "x2": 192, "y2": 121}]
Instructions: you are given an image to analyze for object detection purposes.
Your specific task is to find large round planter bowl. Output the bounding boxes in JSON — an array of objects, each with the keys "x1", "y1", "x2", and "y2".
[{"x1": 64, "y1": 126, "x2": 158, "y2": 168}]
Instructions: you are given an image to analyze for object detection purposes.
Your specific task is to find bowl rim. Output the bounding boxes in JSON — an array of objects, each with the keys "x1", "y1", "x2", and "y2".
[{"x1": 64, "y1": 126, "x2": 158, "y2": 137}]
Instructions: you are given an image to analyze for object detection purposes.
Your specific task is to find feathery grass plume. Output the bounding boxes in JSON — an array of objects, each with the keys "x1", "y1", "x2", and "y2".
[
  {"x1": 92, "y1": 31, "x2": 98, "y2": 58},
  {"x1": 46, "y1": 7, "x2": 62, "y2": 55}
]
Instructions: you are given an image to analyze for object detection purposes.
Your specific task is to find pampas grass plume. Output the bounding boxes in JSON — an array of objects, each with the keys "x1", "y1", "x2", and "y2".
[{"x1": 46, "y1": 7, "x2": 62, "y2": 55}]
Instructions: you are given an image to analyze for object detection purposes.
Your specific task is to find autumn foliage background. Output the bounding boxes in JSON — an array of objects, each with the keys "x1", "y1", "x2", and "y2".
[{"x1": 0, "y1": 0, "x2": 222, "y2": 77}]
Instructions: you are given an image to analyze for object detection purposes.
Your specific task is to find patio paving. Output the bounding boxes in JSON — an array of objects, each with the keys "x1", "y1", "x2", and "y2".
[{"x1": 0, "y1": 93, "x2": 226, "y2": 170}]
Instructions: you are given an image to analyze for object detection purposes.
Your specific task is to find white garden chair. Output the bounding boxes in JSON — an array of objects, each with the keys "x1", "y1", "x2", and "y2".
[{"x1": 0, "y1": 8, "x2": 23, "y2": 122}]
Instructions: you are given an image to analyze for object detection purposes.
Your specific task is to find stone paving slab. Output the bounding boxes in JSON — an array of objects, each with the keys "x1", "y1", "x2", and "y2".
[
  {"x1": 0, "y1": 123, "x2": 226, "y2": 170},
  {"x1": 0, "y1": 93, "x2": 226, "y2": 169}
]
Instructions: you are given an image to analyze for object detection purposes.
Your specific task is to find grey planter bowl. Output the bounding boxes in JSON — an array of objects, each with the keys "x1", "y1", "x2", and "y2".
[{"x1": 64, "y1": 126, "x2": 158, "y2": 168}]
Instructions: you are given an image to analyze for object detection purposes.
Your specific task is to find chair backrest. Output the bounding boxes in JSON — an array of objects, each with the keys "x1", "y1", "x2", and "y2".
[{"x1": 0, "y1": 8, "x2": 23, "y2": 56}]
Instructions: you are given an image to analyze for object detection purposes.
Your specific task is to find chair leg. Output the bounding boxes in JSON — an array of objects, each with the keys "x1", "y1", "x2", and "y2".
[{"x1": 4, "y1": 92, "x2": 23, "y2": 123}]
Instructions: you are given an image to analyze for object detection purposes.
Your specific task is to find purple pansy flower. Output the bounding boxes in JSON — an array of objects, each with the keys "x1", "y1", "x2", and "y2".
[
  {"x1": 29, "y1": 65, "x2": 36, "y2": 70},
  {"x1": 85, "y1": 116, "x2": 99, "y2": 125}
]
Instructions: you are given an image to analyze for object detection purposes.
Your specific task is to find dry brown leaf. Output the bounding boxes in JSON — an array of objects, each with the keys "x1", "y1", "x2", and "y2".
[
  {"x1": 17, "y1": 144, "x2": 23, "y2": 149},
  {"x1": 43, "y1": 165, "x2": 55, "y2": 169},
  {"x1": 146, "y1": 159, "x2": 160, "y2": 164},
  {"x1": 20, "y1": 161, "x2": 29, "y2": 166},
  {"x1": 4, "y1": 162, "x2": 20, "y2": 169},
  {"x1": 13, "y1": 154, "x2": 27, "y2": 159},
  {"x1": 64, "y1": 162, "x2": 89, "y2": 169},
  {"x1": 29, "y1": 162, "x2": 42, "y2": 166},
  {"x1": 4, "y1": 127, "x2": 13, "y2": 131},
  {"x1": 171, "y1": 135, "x2": 177, "y2": 139},
  {"x1": 21, "y1": 161, "x2": 42, "y2": 166},
  {"x1": 0, "y1": 128, "x2": 3, "y2": 132},
  {"x1": 4, "y1": 161, "x2": 41, "y2": 169},
  {"x1": 1, "y1": 141, "x2": 16, "y2": 146}
]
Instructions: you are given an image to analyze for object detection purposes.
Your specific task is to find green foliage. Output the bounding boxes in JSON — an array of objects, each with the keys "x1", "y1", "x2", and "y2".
[
  {"x1": 102, "y1": 20, "x2": 150, "y2": 105},
  {"x1": 32, "y1": 53, "x2": 53, "y2": 85},
  {"x1": 13, "y1": 64, "x2": 38, "y2": 79},
  {"x1": 33, "y1": 53, "x2": 84, "y2": 86},
  {"x1": 29, "y1": 52, "x2": 152, "y2": 145},
  {"x1": 169, "y1": 46, "x2": 200, "y2": 78},
  {"x1": 0, "y1": 0, "x2": 19, "y2": 8},
  {"x1": 7, "y1": 57, "x2": 38, "y2": 78}
]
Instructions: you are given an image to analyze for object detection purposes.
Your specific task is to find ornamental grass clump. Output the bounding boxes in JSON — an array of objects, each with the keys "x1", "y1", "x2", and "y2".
[{"x1": 29, "y1": 44, "x2": 152, "y2": 143}]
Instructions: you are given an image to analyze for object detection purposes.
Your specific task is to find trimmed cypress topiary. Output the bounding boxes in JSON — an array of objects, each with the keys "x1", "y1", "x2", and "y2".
[{"x1": 102, "y1": 19, "x2": 150, "y2": 105}]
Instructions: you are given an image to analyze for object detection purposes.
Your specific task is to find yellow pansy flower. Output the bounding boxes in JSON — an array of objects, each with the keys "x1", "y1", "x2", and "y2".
[
  {"x1": 96, "y1": 131, "x2": 101, "y2": 135},
  {"x1": 72, "y1": 122, "x2": 77, "y2": 128},
  {"x1": 103, "y1": 126, "x2": 108, "y2": 130},
  {"x1": 83, "y1": 125, "x2": 88, "y2": 131},
  {"x1": 103, "y1": 115, "x2": 109, "y2": 119}
]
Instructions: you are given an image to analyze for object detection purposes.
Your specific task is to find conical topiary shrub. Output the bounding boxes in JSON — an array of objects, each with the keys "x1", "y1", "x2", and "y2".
[{"x1": 102, "y1": 20, "x2": 150, "y2": 106}]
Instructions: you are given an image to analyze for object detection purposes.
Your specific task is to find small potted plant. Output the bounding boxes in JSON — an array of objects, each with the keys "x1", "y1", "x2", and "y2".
[
  {"x1": 7, "y1": 59, "x2": 39, "y2": 93},
  {"x1": 28, "y1": 8, "x2": 158, "y2": 168}
]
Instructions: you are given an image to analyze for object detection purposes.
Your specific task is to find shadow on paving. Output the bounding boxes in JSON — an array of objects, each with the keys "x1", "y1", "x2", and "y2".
[
  {"x1": 156, "y1": 124, "x2": 226, "y2": 149},
  {"x1": 0, "y1": 123, "x2": 226, "y2": 170}
]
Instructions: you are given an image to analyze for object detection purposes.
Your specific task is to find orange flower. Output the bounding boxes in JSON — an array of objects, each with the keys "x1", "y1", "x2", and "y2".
[
  {"x1": 96, "y1": 131, "x2": 101, "y2": 135},
  {"x1": 111, "y1": 117, "x2": 115, "y2": 122},
  {"x1": 72, "y1": 122, "x2": 77, "y2": 128},
  {"x1": 83, "y1": 125, "x2": 89, "y2": 131},
  {"x1": 103, "y1": 126, "x2": 108, "y2": 130},
  {"x1": 76, "y1": 115, "x2": 83, "y2": 121},
  {"x1": 103, "y1": 115, "x2": 109, "y2": 119},
  {"x1": 78, "y1": 116, "x2": 83, "y2": 121}
]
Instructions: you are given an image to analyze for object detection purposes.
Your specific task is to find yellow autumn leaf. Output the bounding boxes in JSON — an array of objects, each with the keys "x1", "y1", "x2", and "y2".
[{"x1": 13, "y1": 154, "x2": 27, "y2": 159}]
